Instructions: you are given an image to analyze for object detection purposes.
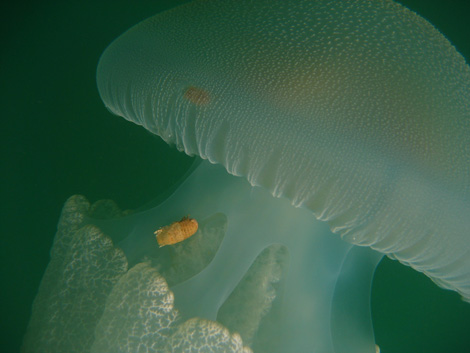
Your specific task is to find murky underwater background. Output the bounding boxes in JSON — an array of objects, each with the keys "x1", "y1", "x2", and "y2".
[{"x1": 2, "y1": 0, "x2": 470, "y2": 352}]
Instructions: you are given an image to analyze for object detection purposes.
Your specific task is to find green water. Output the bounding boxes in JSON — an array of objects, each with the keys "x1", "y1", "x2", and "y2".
[{"x1": 2, "y1": 0, "x2": 469, "y2": 352}]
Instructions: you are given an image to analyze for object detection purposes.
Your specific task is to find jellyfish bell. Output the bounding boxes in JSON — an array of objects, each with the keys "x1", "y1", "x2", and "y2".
[{"x1": 95, "y1": 0, "x2": 470, "y2": 351}]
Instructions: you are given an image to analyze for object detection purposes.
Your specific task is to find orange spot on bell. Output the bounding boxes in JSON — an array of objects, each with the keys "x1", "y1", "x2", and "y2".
[{"x1": 184, "y1": 86, "x2": 211, "y2": 106}]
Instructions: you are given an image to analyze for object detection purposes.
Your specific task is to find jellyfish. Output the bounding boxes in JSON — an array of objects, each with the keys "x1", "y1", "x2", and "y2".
[{"x1": 23, "y1": 0, "x2": 469, "y2": 352}]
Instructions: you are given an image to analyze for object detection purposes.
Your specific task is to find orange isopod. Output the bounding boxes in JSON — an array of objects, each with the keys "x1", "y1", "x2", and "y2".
[{"x1": 154, "y1": 216, "x2": 199, "y2": 247}]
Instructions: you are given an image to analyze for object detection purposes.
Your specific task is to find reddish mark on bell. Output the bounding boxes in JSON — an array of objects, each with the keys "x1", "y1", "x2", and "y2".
[
  {"x1": 154, "y1": 216, "x2": 199, "y2": 247},
  {"x1": 184, "y1": 86, "x2": 211, "y2": 106}
]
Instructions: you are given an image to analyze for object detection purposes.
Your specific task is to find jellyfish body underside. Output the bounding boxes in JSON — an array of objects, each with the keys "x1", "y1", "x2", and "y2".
[{"x1": 91, "y1": 160, "x2": 383, "y2": 352}]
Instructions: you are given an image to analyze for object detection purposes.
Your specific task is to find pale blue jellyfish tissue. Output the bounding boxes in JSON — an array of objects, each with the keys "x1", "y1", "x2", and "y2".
[{"x1": 22, "y1": 0, "x2": 470, "y2": 352}]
